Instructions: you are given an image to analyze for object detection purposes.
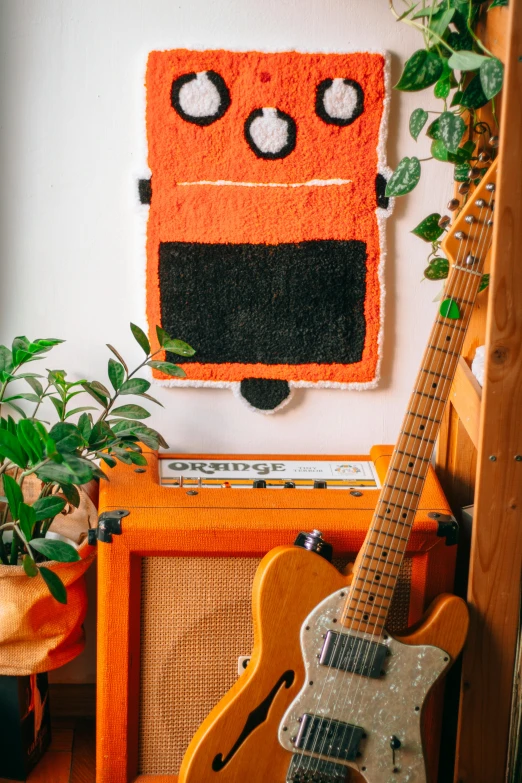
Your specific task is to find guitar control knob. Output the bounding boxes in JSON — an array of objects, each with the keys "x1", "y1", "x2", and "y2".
[
  {"x1": 293, "y1": 530, "x2": 333, "y2": 562},
  {"x1": 253, "y1": 480, "x2": 267, "y2": 488},
  {"x1": 313, "y1": 480, "x2": 327, "y2": 489}
]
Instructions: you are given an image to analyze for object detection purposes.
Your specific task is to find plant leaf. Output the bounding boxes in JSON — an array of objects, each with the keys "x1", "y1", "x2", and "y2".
[
  {"x1": 2, "y1": 474, "x2": 24, "y2": 519},
  {"x1": 412, "y1": 213, "x2": 444, "y2": 242},
  {"x1": 17, "y1": 419, "x2": 44, "y2": 463},
  {"x1": 60, "y1": 454, "x2": 96, "y2": 483},
  {"x1": 64, "y1": 406, "x2": 97, "y2": 419},
  {"x1": 59, "y1": 483, "x2": 80, "y2": 508},
  {"x1": 434, "y1": 78, "x2": 451, "y2": 99},
  {"x1": 119, "y1": 378, "x2": 151, "y2": 395},
  {"x1": 0, "y1": 346, "x2": 13, "y2": 374},
  {"x1": 163, "y1": 339, "x2": 196, "y2": 357},
  {"x1": 385, "y1": 157, "x2": 421, "y2": 197},
  {"x1": 448, "y1": 51, "x2": 490, "y2": 72},
  {"x1": 424, "y1": 257, "x2": 450, "y2": 281},
  {"x1": 108, "y1": 359, "x2": 125, "y2": 392},
  {"x1": 479, "y1": 273, "x2": 490, "y2": 292},
  {"x1": 50, "y1": 422, "x2": 84, "y2": 453},
  {"x1": 111, "y1": 404, "x2": 151, "y2": 420},
  {"x1": 91, "y1": 380, "x2": 111, "y2": 397},
  {"x1": 429, "y1": 7, "x2": 455, "y2": 38},
  {"x1": 106, "y1": 344, "x2": 128, "y2": 374},
  {"x1": 409, "y1": 108, "x2": 429, "y2": 141},
  {"x1": 30, "y1": 538, "x2": 80, "y2": 563},
  {"x1": 25, "y1": 376, "x2": 44, "y2": 396},
  {"x1": 81, "y1": 382, "x2": 108, "y2": 407},
  {"x1": 130, "y1": 323, "x2": 150, "y2": 355},
  {"x1": 489, "y1": 0, "x2": 508, "y2": 7},
  {"x1": 49, "y1": 396, "x2": 65, "y2": 419},
  {"x1": 480, "y1": 57, "x2": 504, "y2": 99},
  {"x1": 32, "y1": 496, "x2": 66, "y2": 522},
  {"x1": 0, "y1": 429, "x2": 28, "y2": 469},
  {"x1": 19, "y1": 503, "x2": 37, "y2": 540},
  {"x1": 460, "y1": 73, "x2": 489, "y2": 109},
  {"x1": 23, "y1": 555, "x2": 38, "y2": 577},
  {"x1": 39, "y1": 567, "x2": 67, "y2": 603},
  {"x1": 77, "y1": 412, "x2": 93, "y2": 440},
  {"x1": 147, "y1": 361, "x2": 187, "y2": 378},
  {"x1": 438, "y1": 111, "x2": 467, "y2": 153},
  {"x1": 395, "y1": 50, "x2": 444, "y2": 91}
]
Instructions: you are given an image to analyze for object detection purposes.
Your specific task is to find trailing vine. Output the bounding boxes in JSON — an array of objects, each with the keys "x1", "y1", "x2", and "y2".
[{"x1": 386, "y1": 0, "x2": 507, "y2": 288}]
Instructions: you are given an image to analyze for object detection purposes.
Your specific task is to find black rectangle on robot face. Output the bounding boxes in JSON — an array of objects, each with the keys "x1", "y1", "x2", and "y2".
[{"x1": 159, "y1": 240, "x2": 368, "y2": 366}]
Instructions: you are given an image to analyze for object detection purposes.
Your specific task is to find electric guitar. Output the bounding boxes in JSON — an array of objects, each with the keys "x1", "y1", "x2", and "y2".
[{"x1": 179, "y1": 161, "x2": 497, "y2": 783}]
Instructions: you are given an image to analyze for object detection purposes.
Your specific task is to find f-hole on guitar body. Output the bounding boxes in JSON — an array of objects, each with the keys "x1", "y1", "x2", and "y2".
[{"x1": 180, "y1": 163, "x2": 497, "y2": 782}]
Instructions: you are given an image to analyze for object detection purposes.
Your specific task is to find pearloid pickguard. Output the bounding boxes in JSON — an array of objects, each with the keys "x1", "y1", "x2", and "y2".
[{"x1": 278, "y1": 589, "x2": 450, "y2": 783}]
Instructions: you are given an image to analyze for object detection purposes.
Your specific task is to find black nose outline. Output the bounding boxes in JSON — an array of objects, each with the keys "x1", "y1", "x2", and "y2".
[
  {"x1": 244, "y1": 108, "x2": 297, "y2": 160},
  {"x1": 171, "y1": 70, "x2": 231, "y2": 126},
  {"x1": 315, "y1": 78, "x2": 365, "y2": 127}
]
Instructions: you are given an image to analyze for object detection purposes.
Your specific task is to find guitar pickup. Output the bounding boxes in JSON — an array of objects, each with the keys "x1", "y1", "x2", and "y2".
[
  {"x1": 287, "y1": 752, "x2": 349, "y2": 782},
  {"x1": 294, "y1": 713, "x2": 364, "y2": 762},
  {"x1": 320, "y1": 630, "x2": 388, "y2": 679}
]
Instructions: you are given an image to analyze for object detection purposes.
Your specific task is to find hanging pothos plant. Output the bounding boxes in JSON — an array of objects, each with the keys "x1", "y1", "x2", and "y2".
[{"x1": 387, "y1": 0, "x2": 506, "y2": 289}]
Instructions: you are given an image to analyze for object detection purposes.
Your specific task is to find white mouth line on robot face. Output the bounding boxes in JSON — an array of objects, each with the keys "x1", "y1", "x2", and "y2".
[{"x1": 176, "y1": 178, "x2": 352, "y2": 188}]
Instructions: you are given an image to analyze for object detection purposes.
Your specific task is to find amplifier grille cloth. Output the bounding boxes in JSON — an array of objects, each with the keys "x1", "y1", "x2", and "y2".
[{"x1": 138, "y1": 555, "x2": 412, "y2": 775}]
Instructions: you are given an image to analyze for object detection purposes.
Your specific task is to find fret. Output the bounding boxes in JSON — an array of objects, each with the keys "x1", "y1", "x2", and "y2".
[
  {"x1": 400, "y1": 432, "x2": 436, "y2": 444},
  {"x1": 414, "y1": 390, "x2": 445, "y2": 402},
  {"x1": 406, "y1": 411, "x2": 441, "y2": 423},
  {"x1": 428, "y1": 345, "x2": 460, "y2": 357},
  {"x1": 364, "y1": 544, "x2": 404, "y2": 555},
  {"x1": 396, "y1": 451, "x2": 431, "y2": 461},
  {"x1": 389, "y1": 468, "x2": 424, "y2": 480},
  {"x1": 374, "y1": 513, "x2": 413, "y2": 526},
  {"x1": 369, "y1": 531, "x2": 410, "y2": 544},
  {"x1": 421, "y1": 369, "x2": 453, "y2": 382},
  {"x1": 351, "y1": 583, "x2": 395, "y2": 597},
  {"x1": 344, "y1": 602, "x2": 389, "y2": 617},
  {"x1": 435, "y1": 320, "x2": 467, "y2": 333},
  {"x1": 376, "y1": 497, "x2": 416, "y2": 513},
  {"x1": 382, "y1": 486, "x2": 421, "y2": 499}
]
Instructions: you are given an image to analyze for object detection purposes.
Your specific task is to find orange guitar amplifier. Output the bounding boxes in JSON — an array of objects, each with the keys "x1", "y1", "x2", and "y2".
[{"x1": 96, "y1": 447, "x2": 458, "y2": 783}]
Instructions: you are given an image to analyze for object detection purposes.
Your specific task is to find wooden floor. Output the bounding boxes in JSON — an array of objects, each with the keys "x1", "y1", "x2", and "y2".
[{"x1": 0, "y1": 719, "x2": 95, "y2": 783}]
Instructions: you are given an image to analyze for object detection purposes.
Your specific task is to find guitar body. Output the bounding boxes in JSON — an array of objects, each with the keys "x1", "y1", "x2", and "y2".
[
  {"x1": 179, "y1": 545, "x2": 348, "y2": 783},
  {"x1": 179, "y1": 545, "x2": 468, "y2": 783}
]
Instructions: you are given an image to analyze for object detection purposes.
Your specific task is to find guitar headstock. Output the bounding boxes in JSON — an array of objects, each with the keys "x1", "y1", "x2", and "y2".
[{"x1": 442, "y1": 159, "x2": 498, "y2": 269}]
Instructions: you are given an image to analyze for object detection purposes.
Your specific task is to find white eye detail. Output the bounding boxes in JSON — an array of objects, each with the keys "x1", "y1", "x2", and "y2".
[
  {"x1": 172, "y1": 71, "x2": 230, "y2": 126},
  {"x1": 316, "y1": 78, "x2": 364, "y2": 126},
  {"x1": 244, "y1": 108, "x2": 296, "y2": 159}
]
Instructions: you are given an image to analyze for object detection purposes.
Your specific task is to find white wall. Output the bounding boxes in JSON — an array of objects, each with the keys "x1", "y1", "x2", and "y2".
[{"x1": 0, "y1": 0, "x2": 453, "y2": 683}]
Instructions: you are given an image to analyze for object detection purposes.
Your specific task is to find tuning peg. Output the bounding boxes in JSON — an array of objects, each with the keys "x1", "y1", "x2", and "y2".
[
  {"x1": 468, "y1": 167, "x2": 481, "y2": 179},
  {"x1": 438, "y1": 215, "x2": 451, "y2": 229},
  {"x1": 455, "y1": 231, "x2": 467, "y2": 240},
  {"x1": 489, "y1": 135, "x2": 499, "y2": 148},
  {"x1": 465, "y1": 215, "x2": 476, "y2": 224},
  {"x1": 448, "y1": 198, "x2": 460, "y2": 211},
  {"x1": 479, "y1": 151, "x2": 491, "y2": 163},
  {"x1": 458, "y1": 182, "x2": 471, "y2": 195},
  {"x1": 475, "y1": 198, "x2": 486, "y2": 208},
  {"x1": 486, "y1": 183, "x2": 496, "y2": 192},
  {"x1": 466, "y1": 255, "x2": 478, "y2": 265}
]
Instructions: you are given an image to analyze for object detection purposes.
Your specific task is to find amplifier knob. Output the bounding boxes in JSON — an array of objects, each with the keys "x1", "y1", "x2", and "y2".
[
  {"x1": 284, "y1": 481, "x2": 296, "y2": 489},
  {"x1": 253, "y1": 479, "x2": 267, "y2": 488},
  {"x1": 314, "y1": 480, "x2": 327, "y2": 489}
]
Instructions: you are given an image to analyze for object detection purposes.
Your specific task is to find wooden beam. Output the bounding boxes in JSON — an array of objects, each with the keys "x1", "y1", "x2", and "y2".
[
  {"x1": 455, "y1": 1, "x2": 522, "y2": 779},
  {"x1": 449, "y1": 357, "x2": 482, "y2": 451}
]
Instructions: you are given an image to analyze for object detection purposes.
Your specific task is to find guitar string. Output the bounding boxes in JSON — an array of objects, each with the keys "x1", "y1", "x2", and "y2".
[
  {"x1": 331, "y1": 192, "x2": 494, "y2": 771},
  {"x1": 323, "y1": 190, "x2": 494, "y2": 775},
  {"x1": 298, "y1": 181, "x2": 494, "y2": 777},
  {"x1": 295, "y1": 214, "x2": 477, "y2": 777},
  {"x1": 295, "y1": 218, "x2": 476, "y2": 777}
]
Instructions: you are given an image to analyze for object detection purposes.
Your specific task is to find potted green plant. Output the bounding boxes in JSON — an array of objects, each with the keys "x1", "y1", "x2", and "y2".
[{"x1": 0, "y1": 323, "x2": 193, "y2": 780}]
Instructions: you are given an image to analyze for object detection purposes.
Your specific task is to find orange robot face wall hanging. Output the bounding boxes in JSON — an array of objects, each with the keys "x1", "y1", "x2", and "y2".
[{"x1": 141, "y1": 49, "x2": 392, "y2": 413}]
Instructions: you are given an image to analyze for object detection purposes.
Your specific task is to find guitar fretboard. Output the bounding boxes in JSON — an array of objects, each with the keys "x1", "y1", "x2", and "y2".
[{"x1": 342, "y1": 176, "x2": 496, "y2": 636}]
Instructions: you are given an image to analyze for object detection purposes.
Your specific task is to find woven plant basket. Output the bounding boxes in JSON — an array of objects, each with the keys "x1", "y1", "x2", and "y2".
[{"x1": 0, "y1": 490, "x2": 97, "y2": 676}]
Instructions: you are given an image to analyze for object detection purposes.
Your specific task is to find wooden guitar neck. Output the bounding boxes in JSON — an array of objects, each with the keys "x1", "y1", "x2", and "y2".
[{"x1": 344, "y1": 161, "x2": 497, "y2": 636}]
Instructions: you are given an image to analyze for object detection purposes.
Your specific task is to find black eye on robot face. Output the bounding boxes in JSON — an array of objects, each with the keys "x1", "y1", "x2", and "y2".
[
  {"x1": 171, "y1": 70, "x2": 231, "y2": 126},
  {"x1": 244, "y1": 108, "x2": 297, "y2": 160},
  {"x1": 316, "y1": 78, "x2": 365, "y2": 127}
]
